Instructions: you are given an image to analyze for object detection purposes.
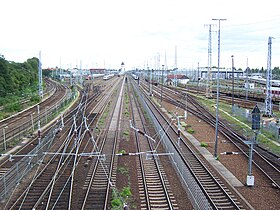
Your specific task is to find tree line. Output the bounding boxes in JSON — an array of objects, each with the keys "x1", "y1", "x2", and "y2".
[{"x1": 0, "y1": 56, "x2": 38, "y2": 97}]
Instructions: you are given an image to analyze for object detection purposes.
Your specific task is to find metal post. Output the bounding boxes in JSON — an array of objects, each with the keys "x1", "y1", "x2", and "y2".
[
  {"x1": 161, "y1": 65, "x2": 164, "y2": 106},
  {"x1": 38, "y1": 51, "x2": 43, "y2": 98},
  {"x1": 213, "y1": 18, "x2": 227, "y2": 158},
  {"x1": 61, "y1": 113, "x2": 64, "y2": 128},
  {"x1": 248, "y1": 135, "x2": 255, "y2": 176},
  {"x1": 37, "y1": 105, "x2": 41, "y2": 145},
  {"x1": 246, "y1": 131, "x2": 257, "y2": 186},
  {"x1": 177, "y1": 116, "x2": 181, "y2": 146},
  {"x1": 177, "y1": 112, "x2": 187, "y2": 146},
  {"x1": 197, "y1": 62, "x2": 200, "y2": 93},
  {"x1": 231, "y1": 55, "x2": 235, "y2": 113}
]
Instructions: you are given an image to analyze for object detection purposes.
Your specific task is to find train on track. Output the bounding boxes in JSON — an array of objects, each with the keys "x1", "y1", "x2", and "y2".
[
  {"x1": 132, "y1": 73, "x2": 139, "y2": 80},
  {"x1": 103, "y1": 74, "x2": 115, "y2": 80}
]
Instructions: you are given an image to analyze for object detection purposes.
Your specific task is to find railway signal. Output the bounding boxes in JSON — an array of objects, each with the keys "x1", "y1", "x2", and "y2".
[{"x1": 245, "y1": 104, "x2": 260, "y2": 186}]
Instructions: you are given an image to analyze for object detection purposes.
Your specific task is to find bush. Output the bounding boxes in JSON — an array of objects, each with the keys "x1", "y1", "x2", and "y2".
[
  {"x1": 111, "y1": 198, "x2": 122, "y2": 207},
  {"x1": 200, "y1": 142, "x2": 208, "y2": 147},
  {"x1": 123, "y1": 130, "x2": 129, "y2": 136},
  {"x1": 30, "y1": 95, "x2": 40, "y2": 103},
  {"x1": 5, "y1": 102, "x2": 21, "y2": 112},
  {"x1": 186, "y1": 127, "x2": 195, "y2": 134},
  {"x1": 180, "y1": 122, "x2": 187, "y2": 128},
  {"x1": 117, "y1": 166, "x2": 128, "y2": 175},
  {"x1": 121, "y1": 186, "x2": 132, "y2": 197}
]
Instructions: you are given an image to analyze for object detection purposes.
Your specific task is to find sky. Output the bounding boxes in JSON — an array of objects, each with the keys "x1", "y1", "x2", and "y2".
[{"x1": 1, "y1": 0, "x2": 280, "y2": 70}]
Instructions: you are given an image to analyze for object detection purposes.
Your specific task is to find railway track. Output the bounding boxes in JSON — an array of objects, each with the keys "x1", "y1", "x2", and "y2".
[
  {"x1": 2, "y1": 77, "x2": 124, "y2": 209},
  {"x1": 0, "y1": 79, "x2": 69, "y2": 152},
  {"x1": 78, "y1": 77, "x2": 125, "y2": 209},
  {"x1": 136, "y1": 79, "x2": 245, "y2": 209},
  {"x1": 146, "y1": 80, "x2": 280, "y2": 189},
  {"x1": 128, "y1": 78, "x2": 178, "y2": 209}
]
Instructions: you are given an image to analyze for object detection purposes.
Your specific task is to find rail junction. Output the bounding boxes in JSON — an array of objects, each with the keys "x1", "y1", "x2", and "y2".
[{"x1": 0, "y1": 74, "x2": 279, "y2": 209}]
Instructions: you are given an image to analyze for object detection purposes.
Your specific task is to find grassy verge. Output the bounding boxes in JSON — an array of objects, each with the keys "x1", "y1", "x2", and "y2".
[{"x1": 194, "y1": 96, "x2": 280, "y2": 156}]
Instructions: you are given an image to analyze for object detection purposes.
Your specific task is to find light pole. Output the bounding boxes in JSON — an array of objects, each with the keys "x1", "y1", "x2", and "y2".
[
  {"x1": 161, "y1": 65, "x2": 164, "y2": 106},
  {"x1": 231, "y1": 55, "x2": 235, "y2": 113},
  {"x1": 37, "y1": 105, "x2": 41, "y2": 145},
  {"x1": 212, "y1": 18, "x2": 227, "y2": 159}
]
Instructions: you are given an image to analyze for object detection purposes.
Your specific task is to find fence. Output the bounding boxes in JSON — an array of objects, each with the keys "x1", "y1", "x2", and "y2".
[
  {"x1": 0, "y1": 91, "x2": 76, "y2": 201},
  {"x1": 133, "y1": 82, "x2": 212, "y2": 210},
  {"x1": 233, "y1": 104, "x2": 280, "y2": 142},
  {"x1": 1, "y1": 91, "x2": 76, "y2": 151}
]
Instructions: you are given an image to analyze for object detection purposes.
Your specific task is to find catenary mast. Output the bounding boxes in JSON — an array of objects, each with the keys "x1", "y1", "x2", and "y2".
[
  {"x1": 265, "y1": 36, "x2": 274, "y2": 117},
  {"x1": 205, "y1": 24, "x2": 215, "y2": 98},
  {"x1": 38, "y1": 51, "x2": 43, "y2": 98}
]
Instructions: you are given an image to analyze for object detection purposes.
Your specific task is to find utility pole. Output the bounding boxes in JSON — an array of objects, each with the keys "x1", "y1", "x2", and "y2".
[
  {"x1": 161, "y1": 65, "x2": 164, "y2": 106},
  {"x1": 37, "y1": 105, "x2": 41, "y2": 145},
  {"x1": 174, "y1": 45, "x2": 177, "y2": 70},
  {"x1": 212, "y1": 18, "x2": 227, "y2": 159},
  {"x1": 197, "y1": 62, "x2": 200, "y2": 93},
  {"x1": 80, "y1": 60, "x2": 83, "y2": 86},
  {"x1": 231, "y1": 55, "x2": 235, "y2": 113},
  {"x1": 245, "y1": 58, "x2": 249, "y2": 101},
  {"x1": 38, "y1": 51, "x2": 43, "y2": 98},
  {"x1": 205, "y1": 24, "x2": 215, "y2": 98},
  {"x1": 265, "y1": 36, "x2": 274, "y2": 117}
]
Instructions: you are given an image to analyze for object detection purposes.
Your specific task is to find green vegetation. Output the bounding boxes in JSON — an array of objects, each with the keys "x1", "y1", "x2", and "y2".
[
  {"x1": 118, "y1": 149, "x2": 126, "y2": 154},
  {"x1": 186, "y1": 127, "x2": 195, "y2": 134},
  {"x1": 180, "y1": 121, "x2": 187, "y2": 128},
  {"x1": 111, "y1": 186, "x2": 133, "y2": 209},
  {"x1": 117, "y1": 166, "x2": 129, "y2": 175},
  {"x1": 194, "y1": 95, "x2": 280, "y2": 155},
  {"x1": 124, "y1": 109, "x2": 129, "y2": 117},
  {"x1": 98, "y1": 107, "x2": 110, "y2": 127},
  {"x1": 0, "y1": 56, "x2": 39, "y2": 97},
  {"x1": 121, "y1": 186, "x2": 132, "y2": 197},
  {"x1": 123, "y1": 130, "x2": 129, "y2": 136},
  {"x1": 200, "y1": 142, "x2": 208, "y2": 147},
  {"x1": 0, "y1": 56, "x2": 41, "y2": 119}
]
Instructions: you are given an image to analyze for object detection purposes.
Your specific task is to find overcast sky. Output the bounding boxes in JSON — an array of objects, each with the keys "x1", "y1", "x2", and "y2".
[{"x1": 1, "y1": 0, "x2": 280, "y2": 70}]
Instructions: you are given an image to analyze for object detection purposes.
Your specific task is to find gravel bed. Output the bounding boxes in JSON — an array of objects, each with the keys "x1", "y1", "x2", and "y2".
[{"x1": 162, "y1": 99, "x2": 280, "y2": 210}]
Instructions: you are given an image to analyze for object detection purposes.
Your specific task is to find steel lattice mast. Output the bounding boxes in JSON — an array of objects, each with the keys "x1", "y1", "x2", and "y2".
[
  {"x1": 265, "y1": 36, "x2": 274, "y2": 117},
  {"x1": 38, "y1": 51, "x2": 43, "y2": 98},
  {"x1": 205, "y1": 24, "x2": 214, "y2": 98}
]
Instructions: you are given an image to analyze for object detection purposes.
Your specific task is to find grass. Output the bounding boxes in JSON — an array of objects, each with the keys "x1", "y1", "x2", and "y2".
[
  {"x1": 200, "y1": 142, "x2": 208, "y2": 147},
  {"x1": 180, "y1": 121, "x2": 187, "y2": 128},
  {"x1": 123, "y1": 130, "x2": 129, "y2": 136},
  {"x1": 117, "y1": 166, "x2": 129, "y2": 175},
  {"x1": 186, "y1": 127, "x2": 195, "y2": 134},
  {"x1": 195, "y1": 95, "x2": 280, "y2": 155},
  {"x1": 124, "y1": 109, "x2": 129, "y2": 117},
  {"x1": 111, "y1": 186, "x2": 133, "y2": 209}
]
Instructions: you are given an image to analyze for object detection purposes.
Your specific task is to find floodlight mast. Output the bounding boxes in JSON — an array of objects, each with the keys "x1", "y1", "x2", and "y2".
[{"x1": 212, "y1": 18, "x2": 227, "y2": 159}]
